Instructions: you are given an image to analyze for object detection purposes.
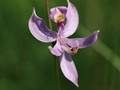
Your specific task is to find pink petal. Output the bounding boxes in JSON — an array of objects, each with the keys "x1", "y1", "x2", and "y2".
[
  {"x1": 59, "y1": 51, "x2": 78, "y2": 87},
  {"x1": 62, "y1": 0, "x2": 79, "y2": 37},
  {"x1": 48, "y1": 40, "x2": 62, "y2": 56},
  {"x1": 64, "y1": 30, "x2": 100, "y2": 48},
  {"x1": 28, "y1": 8, "x2": 57, "y2": 42}
]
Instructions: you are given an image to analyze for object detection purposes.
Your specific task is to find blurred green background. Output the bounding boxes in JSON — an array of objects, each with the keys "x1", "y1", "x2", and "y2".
[{"x1": 0, "y1": 0, "x2": 120, "y2": 90}]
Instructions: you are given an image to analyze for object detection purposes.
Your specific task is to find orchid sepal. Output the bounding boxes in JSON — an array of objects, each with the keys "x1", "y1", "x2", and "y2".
[{"x1": 28, "y1": 8, "x2": 57, "y2": 43}]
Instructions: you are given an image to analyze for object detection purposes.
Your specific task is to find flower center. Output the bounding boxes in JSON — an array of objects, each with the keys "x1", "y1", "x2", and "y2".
[
  {"x1": 54, "y1": 13, "x2": 65, "y2": 23},
  {"x1": 70, "y1": 47, "x2": 78, "y2": 54},
  {"x1": 57, "y1": 36, "x2": 79, "y2": 55}
]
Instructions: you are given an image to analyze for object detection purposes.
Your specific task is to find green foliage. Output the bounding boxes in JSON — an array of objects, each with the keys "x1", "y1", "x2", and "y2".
[{"x1": 0, "y1": 0, "x2": 120, "y2": 90}]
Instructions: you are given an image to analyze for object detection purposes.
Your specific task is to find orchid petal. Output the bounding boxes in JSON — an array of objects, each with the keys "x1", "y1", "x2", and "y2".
[
  {"x1": 28, "y1": 9, "x2": 57, "y2": 42},
  {"x1": 62, "y1": 0, "x2": 79, "y2": 37},
  {"x1": 48, "y1": 40, "x2": 62, "y2": 56},
  {"x1": 64, "y1": 30, "x2": 100, "y2": 48},
  {"x1": 59, "y1": 51, "x2": 78, "y2": 87},
  {"x1": 50, "y1": 6, "x2": 67, "y2": 22}
]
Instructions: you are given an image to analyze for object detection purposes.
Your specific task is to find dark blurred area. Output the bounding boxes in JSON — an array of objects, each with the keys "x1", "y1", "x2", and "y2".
[{"x1": 0, "y1": 0, "x2": 120, "y2": 90}]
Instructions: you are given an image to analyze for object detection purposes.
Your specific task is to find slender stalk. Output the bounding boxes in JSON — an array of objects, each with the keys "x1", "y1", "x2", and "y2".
[
  {"x1": 53, "y1": 55, "x2": 61, "y2": 90},
  {"x1": 45, "y1": 0, "x2": 52, "y2": 30},
  {"x1": 45, "y1": 0, "x2": 61, "y2": 90}
]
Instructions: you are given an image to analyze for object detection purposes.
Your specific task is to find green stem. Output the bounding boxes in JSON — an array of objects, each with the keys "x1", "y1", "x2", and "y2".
[
  {"x1": 53, "y1": 55, "x2": 61, "y2": 90},
  {"x1": 45, "y1": 0, "x2": 61, "y2": 90}
]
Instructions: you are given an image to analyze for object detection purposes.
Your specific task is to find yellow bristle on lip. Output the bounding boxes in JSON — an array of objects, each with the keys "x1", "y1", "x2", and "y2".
[{"x1": 54, "y1": 13, "x2": 65, "y2": 22}]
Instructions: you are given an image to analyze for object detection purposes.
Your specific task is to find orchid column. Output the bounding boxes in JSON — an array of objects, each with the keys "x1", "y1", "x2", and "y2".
[{"x1": 28, "y1": 0, "x2": 99, "y2": 88}]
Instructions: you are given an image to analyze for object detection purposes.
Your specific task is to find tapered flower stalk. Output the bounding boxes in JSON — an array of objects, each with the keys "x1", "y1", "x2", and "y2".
[{"x1": 45, "y1": 0, "x2": 61, "y2": 90}]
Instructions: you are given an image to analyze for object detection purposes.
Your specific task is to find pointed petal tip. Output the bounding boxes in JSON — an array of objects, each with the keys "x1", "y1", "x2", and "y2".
[
  {"x1": 97, "y1": 30, "x2": 100, "y2": 33},
  {"x1": 95, "y1": 30, "x2": 100, "y2": 37},
  {"x1": 48, "y1": 45, "x2": 51, "y2": 49},
  {"x1": 32, "y1": 7, "x2": 36, "y2": 14},
  {"x1": 67, "y1": 0, "x2": 70, "y2": 3},
  {"x1": 28, "y1": 8, "x2": 57, "y2": 42},
  {"x1": 75, "y1": 83, "x2": 79, "y2": 87},
  {"x1": 33, "y1": 7, "x2": 35, "y2": 11}
]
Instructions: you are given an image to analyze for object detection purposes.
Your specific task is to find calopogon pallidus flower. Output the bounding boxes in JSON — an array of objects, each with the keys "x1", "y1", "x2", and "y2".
[{"x1": 28, "y1": 0, "x2": 99, "y2": 87}]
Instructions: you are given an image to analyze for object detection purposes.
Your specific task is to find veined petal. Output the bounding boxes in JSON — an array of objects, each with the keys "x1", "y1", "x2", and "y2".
[
  {"x1": 28, "y1": 9, "x2": 57, "y2": 42},
  {"x1": 59, "y1": 51, "x2": 78, "y2": 87},
  {"x1": 64, "y1": 30, "x2": 100, "y2": 48},
  {"x1": 62, "y1": 0, "x2": 79, "y2": 37},
  {"x1": 48, "y1": 40, "x2": 62, "y2": 56}
]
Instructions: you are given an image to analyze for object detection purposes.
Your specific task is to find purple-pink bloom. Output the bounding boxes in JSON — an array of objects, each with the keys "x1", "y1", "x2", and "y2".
[{"x1": 28, "y1": 0, "x2": 99, "y2": 87}]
